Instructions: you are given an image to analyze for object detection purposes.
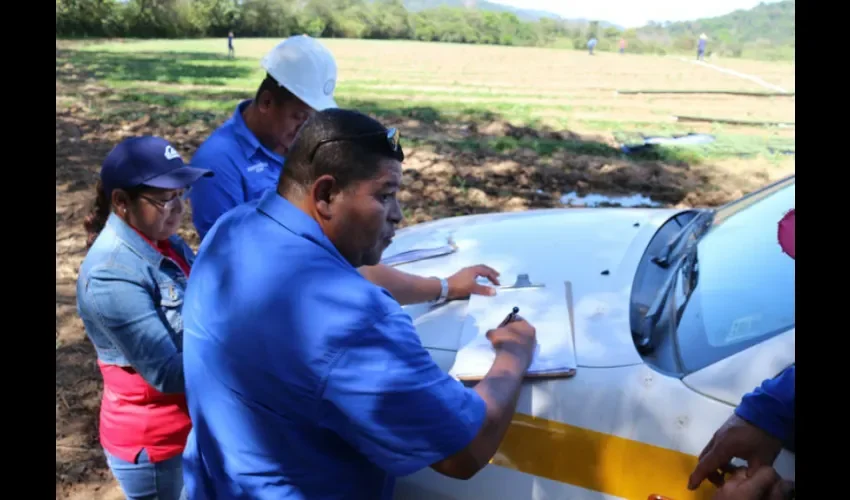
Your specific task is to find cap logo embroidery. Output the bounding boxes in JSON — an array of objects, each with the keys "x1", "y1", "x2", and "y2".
[
  {"x1": 323, "y1": 79, "x2": 335, "y2": 96},
  {"x1": 164, "y1": 146, "x2": 181, "y2": 160}
]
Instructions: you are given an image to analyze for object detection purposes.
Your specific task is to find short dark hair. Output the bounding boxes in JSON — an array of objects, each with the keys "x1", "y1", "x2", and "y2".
[
  {"x1": 254, "y1": 73, "x2": 299, "y2": 106},
  {"x1": 279, "y1": 108, "x2": 405, "y2": 194}
]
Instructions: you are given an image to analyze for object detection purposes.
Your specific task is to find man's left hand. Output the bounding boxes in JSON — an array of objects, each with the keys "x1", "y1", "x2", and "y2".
[{"x1": 446, "y1": 265, "x2": 500, "y2": 299}]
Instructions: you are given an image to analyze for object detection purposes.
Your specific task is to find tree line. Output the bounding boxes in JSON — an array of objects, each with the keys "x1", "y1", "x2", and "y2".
[{"x1": 56, "y1": 0, "x2": 794, "y2": 60}]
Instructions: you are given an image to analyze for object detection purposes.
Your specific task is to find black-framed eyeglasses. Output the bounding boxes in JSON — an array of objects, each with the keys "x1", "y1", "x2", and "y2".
[
  {"x1": 139, "y1": 187, "x2": 192, "y2": 210},
  {"x1": 309, "y1": 128, "x2": 400, "y2": 162}
]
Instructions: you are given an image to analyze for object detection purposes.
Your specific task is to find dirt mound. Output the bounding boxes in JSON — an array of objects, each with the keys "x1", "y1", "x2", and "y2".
[{"x1": 395, "y1": 147, "x2": 704, "y2": 225}]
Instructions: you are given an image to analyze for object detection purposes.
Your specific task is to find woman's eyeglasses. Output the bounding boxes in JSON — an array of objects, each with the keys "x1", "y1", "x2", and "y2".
[
  {"x1": 308, "y1": 128, "x2": 400, "y2": 162},
  {"x1": 139, "y1": 187, "x2": 192, "y2": 210}
]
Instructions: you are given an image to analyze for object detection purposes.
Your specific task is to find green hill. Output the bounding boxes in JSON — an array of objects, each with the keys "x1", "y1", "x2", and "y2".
[
  {"x1": 402, "y1": 0, "x2": 623, "y2": 29},
  {"x1": 636, "y1": 0, "x2": 795, "y2": 59},
  {"x1": 402, "y1": 0, "x2": 562, "y2": 22},
  {"x1": 56, "y1": 0, "x2": 793, "y2": 60}
]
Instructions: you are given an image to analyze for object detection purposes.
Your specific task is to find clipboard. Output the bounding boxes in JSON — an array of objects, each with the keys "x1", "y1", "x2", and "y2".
[{"x1": 448, "y1": 281, "x2": 578, "y2": 383}]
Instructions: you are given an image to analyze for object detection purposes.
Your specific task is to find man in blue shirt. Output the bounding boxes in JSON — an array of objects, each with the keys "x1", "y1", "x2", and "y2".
[
  {"x1": 189, "y1": 35, "x2": 502, "y2": 305},
  {"x1": 189, "y1": 35, "x2": 331, "y2": 241},
  {"x1": 698, "y1": 34, "x2": 708, "y2": 60},
  {"x1": 181, "y1": 108, "x2": 538, "y2": 499}
]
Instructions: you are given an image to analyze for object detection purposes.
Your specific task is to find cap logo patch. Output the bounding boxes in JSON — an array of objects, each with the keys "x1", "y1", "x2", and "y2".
[
  {"x1": 164, "y1": 145, "x2": 181, "y2": 161},
  {"x1": 323, "y1": 79, "x2": 335, "y2": 96}
]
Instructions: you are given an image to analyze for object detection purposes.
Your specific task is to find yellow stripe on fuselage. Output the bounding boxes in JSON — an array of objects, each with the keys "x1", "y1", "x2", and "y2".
[{"x1": 491, "y1": 413, "x2": 716, "y2": 500}]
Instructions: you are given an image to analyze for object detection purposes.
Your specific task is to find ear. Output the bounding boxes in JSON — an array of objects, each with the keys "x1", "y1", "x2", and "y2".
[
  {"x1": 256, "y1": 90, "x2": 275, "y2": 113},
  {"x1": 111, "y1": 189, "x2": 129, "y2": 215},
  {"x1": 311, "y1": 175, "x2": 340, "y2": 220}
]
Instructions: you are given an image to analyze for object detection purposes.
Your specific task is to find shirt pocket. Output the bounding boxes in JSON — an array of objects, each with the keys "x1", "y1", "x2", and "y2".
[{"x1": 158, "y1": 281, "x2": 185, "y2": 349}]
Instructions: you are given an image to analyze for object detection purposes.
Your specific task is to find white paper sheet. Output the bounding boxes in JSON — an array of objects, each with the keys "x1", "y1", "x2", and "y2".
[{"x1": 449, "y1": 284, "x2": 577, "y2": 380}]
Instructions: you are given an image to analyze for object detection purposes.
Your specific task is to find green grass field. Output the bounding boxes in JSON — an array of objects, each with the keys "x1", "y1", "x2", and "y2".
[{"x1": 57, "y1": 38, "x2": 795, "y2": 165}]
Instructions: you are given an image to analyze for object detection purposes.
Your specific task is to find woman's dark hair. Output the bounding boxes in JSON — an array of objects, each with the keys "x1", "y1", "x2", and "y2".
[{"x1": 83, "y1": 180, "x2": 143, "y2": 248}]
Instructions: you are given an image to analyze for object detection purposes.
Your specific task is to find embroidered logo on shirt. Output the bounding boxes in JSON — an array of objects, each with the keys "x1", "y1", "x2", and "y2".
[
  {"x1": 247, "y1": 162, "x2": 268, "y2": 173},
  {"x1": 164, "y1": 146, "x2": 181, "y2": 160}
]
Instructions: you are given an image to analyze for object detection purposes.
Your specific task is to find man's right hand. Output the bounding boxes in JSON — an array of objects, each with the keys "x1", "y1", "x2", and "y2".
[
  {"x1": 485, "y1": 317, "x2": 537, "y2": 368},
  {"x1": 430, "y1": 317, "x2": 536, "y2": 480},
  {"x1": 689, "y1": 414, "x2": 783, "y2": 490}
]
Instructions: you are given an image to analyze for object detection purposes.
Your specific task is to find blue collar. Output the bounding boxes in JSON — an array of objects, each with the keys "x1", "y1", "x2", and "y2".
[
  {"x1": 255, "y1": 190, "x2": 352, "y2": 268},
  {"x1": 232, "y1": 99, "x2": 285, "y2": 164},
  {"x1": 103, "y1": 213, "x2": 177, "y2": 268}
]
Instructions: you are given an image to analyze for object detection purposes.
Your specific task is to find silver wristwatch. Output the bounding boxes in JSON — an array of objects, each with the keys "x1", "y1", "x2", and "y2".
[{"x1": 430, "y1": 277, "x2": 449, "y2": 304}]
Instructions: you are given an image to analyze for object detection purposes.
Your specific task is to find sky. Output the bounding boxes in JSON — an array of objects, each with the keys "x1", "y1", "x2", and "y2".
[{"x1": 489, "y1": 0, "x2": 777, "y2": 28}]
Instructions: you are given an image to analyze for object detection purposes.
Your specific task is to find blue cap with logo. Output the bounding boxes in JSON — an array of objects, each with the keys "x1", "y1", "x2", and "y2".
[{"x1": 100, "y1": 136, "x2": 213, "y2": 197}]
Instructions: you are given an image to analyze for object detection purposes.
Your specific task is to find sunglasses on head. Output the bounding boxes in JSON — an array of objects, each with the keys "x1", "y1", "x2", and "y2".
[{"x1": 308, "y1": 127, "x2": 400, "y2": 162}]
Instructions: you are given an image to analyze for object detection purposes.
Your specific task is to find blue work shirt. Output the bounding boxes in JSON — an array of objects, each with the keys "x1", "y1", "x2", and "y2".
[
  {"x1": 181, "y1": 189, "x2": 487, "y2": 499},
  {"x1": 188, "y1": 99, "x2": 285, "y2": 241},
  {"x1": 735, "y1": 364, "x2": 795, "y2": 452}
]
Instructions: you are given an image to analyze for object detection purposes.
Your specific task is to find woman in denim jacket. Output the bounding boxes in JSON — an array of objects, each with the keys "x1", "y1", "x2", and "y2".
[{"x1": 76, "y1": 136, "x2": 213, "y2": 500}]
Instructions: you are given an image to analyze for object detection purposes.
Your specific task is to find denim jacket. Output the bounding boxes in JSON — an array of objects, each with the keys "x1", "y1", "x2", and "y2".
[{"x1": 76, "y1": 213, "x2": 196, "y2": 394}]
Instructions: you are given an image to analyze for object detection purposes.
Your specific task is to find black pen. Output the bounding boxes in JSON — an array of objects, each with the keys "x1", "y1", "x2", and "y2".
[{"x1": 498, "y1": 306, "x2": 520, "y2": 327}]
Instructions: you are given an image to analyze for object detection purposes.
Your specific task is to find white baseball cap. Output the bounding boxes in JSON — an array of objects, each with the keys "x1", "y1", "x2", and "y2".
[{"x1": 260, "y1": 35, "x2": 338, "y2": 112}]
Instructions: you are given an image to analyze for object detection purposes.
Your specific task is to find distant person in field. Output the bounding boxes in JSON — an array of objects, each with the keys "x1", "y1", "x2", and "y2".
[
  {"x1": 188, "y1": 35, "x2": 502, "y2": 308},
  {"x1": 619, "y1": 38, "x2": 627, "y2": 54},
  {"x1": 227, "y1": 31, "x2": 234, "y2": 59},
  {"x1": 76, "y1": 136, "x2": 213, "y2": 500},
  {"x1": 698, "y1": 33, "x2": 708, "y2": 60},
  {"x1": 588, "y1": 37, "x2": 598, "y2": 55}
]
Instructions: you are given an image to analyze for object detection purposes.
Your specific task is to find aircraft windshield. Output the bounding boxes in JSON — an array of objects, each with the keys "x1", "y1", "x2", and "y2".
[{"x1": 675, "y1": 180, "x2": 795, "y2": 374}]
